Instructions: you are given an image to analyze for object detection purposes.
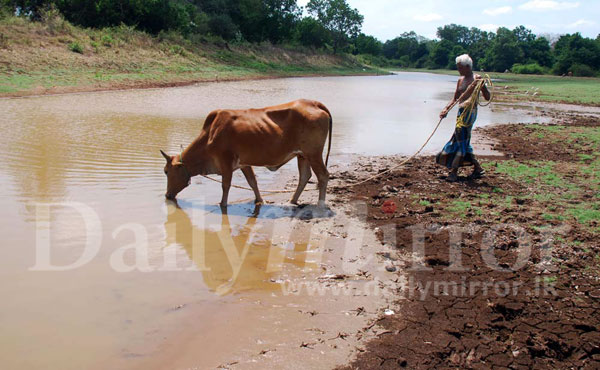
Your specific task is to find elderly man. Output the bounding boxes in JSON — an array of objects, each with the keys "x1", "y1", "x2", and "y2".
[{"x1": 436, "y1": 54, "x2": 491, "y2": 182}]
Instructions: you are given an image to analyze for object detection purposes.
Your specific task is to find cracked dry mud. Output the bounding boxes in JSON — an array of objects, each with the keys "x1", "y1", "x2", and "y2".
[{"x1": 333, "y1": 111, "x2": 600, "y2": 369}]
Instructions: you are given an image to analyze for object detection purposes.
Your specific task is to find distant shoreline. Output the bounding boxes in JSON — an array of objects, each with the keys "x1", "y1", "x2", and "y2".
[{"x1": 0, "y1": 69, "x2": 385, "y2": 99}]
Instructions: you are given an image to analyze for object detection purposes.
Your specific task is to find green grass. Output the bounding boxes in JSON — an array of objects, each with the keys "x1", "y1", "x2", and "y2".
[
  {"x1": 490, "y1": 74, "x2": 600, "y2": 105},
  {"x1": 482, "y1": 153, "x2": 599, "y2": 229},
  {"x1": 542, "y1": 213, "x2": 566, "y2": 221},
  {"x1": 533, "y1": 193, "x2": 554, "y2": 202},
  {"x1": 578, "y1": 154, "x2": 595, "y2": 162},
  {"x1": 487, "y1": 160, "x2": 552, "y2": 183},
  {"x1": 568, "y1": 204, "x2": 600, "y2": 224},
  {"x1": 448, "y1": 200, "x2": 471, "y2": 212},
  {"x1": 570, "y1": 128, "x2": 600, "y2": 147},
  {"x1": 0, "y1": 60, "x2": 378, "y2": 95},
  {"x1": 395, "y1": 68, "x2": 600, "y2": 105},
  {"x1": 486, "y1": 160, "x2": 578, "y2": 191}
]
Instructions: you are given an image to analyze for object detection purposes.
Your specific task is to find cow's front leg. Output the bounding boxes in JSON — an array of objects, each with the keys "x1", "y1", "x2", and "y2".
[
  {"x1": 241, "y1": 166, "x2": 263, "y2": 205},
  {"x1": 220, "y1": 164, "x2": 233, "y2": 208}
]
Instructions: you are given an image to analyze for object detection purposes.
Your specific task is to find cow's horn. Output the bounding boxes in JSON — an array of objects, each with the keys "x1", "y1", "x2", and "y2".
[{"x1": 160, "y1": 150, "x2": 170, "y2": 161}]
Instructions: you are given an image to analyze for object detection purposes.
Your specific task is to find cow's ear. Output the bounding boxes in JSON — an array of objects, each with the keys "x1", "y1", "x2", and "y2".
[{"x1": 160, "y1": 150, "x2": 170, "y2": 162}]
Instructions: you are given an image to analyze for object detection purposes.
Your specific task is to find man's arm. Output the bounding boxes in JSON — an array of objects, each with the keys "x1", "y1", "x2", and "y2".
[
  {"x1": 475, "y1": 74, "x2": 491, "y2": 101},
  {"x1": 440, "y1": 79, "x2": 462, "y2": 119},
  {"x1": 481, "y1": 83, "x2": 491, "y2": 101}
]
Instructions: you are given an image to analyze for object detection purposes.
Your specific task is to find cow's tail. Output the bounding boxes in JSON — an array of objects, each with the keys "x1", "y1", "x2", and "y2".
[{"x1": 318, "y1": 102, "x2": 333, "y2": 168}]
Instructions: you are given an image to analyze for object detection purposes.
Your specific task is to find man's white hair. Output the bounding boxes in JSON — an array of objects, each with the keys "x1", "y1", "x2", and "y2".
[{"x1": 456, "y1": 54, "x2": 473, "y2": 68}]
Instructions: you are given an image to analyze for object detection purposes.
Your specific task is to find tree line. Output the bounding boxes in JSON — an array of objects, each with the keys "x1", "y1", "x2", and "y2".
[
  {"x1": 372, "y1": 24, "x2": 600, "y2": 77},
  {"x1": 2, "y1": 0, "x2": 599, "y2": 76},
  {"x1": 1, "y1": 0, "x2": 363, "y2": 52}
]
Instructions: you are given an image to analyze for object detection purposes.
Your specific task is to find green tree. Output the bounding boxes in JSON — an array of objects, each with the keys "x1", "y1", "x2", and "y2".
[
  {"x1": 429, "y1": 39, "x2": 453, "y2": 68},
  {"x1": 306, "y1": 0, "x2": 363, "y2": 53},
  {"x1": 511, "y1": 26, "x2": 552, "y2": 67},
  {"x1": 262, "y1": 0, "x2": 301, "y2": 43},
  {"x1": 353, "y1": 33, "x2": 382, "y2": 55},
  {"x1": 207, "y1": 13, "x2": 239, "y2": 40},
  {"x1": 6, "y1": 0, "x2": 51, "y2": 19},
  {"x1": 437, "y1": 25, "x2": 493, "y2": 70},
  {"x1": 553, "y1": 33, "x2": 600, "y2": 75},
  {"x1": 52, "y1": 0, "x2": 196, "y2": 34},
  {"x1": 294, "y1": 16, "x2": 331, "y2": 48},
  {"x1": 527, "y1": 36, "x2": 553, "y2": 67},
  {"x1": 482, "y1": 27, "x2": 523, "y2": 72},
  {"x1": 437, "y1": 24, "x2": 471, "y2": 47},
  {"x1": 466, "y1": 28, "x2": 494, "y2": 70},
  {"x1": 195, "y1": 0, "x2": 240, "y2": 40},
  {"x1": 382, "y1": 31, "x2": 427, "y2": 66}
]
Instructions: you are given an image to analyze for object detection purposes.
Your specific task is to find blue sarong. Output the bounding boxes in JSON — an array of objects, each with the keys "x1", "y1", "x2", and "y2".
[{"x1": 436, "y1": 107, "x2": 478, "y2": 168}]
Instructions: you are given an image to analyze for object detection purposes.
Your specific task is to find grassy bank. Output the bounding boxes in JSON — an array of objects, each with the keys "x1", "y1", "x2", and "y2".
[
  {"x1": 395, "y1": 68, "x2": 600, "y2": 105},
  {"x1": 0, "y1": 14, "x2": 382, "y2": 97}
]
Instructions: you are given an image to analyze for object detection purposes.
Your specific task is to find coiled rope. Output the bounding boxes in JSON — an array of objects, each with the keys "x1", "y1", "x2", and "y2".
[{"x1": 198, "y1": 74, "x2": 493, "y2": 194}]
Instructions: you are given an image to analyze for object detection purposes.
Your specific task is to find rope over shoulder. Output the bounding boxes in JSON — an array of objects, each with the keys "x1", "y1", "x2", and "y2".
[{"x1": 198, "y1": 74, "x2": 494, "y2": 194}]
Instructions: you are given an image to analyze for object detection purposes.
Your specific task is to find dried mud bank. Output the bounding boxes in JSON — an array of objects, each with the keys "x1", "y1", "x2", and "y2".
[{"x1": 332, "y1": 111, "x2": 600, "y2": 369}]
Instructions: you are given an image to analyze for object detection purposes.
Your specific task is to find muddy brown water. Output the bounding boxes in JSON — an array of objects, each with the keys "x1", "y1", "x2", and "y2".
[{"x1": 0, "y1": 72, "x2": 546, "y2": 369}]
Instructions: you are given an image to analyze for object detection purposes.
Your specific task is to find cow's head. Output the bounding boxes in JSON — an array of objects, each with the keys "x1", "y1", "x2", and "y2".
[{"x1": 161, "y1": 150, "x2": 191, "y2": 200}]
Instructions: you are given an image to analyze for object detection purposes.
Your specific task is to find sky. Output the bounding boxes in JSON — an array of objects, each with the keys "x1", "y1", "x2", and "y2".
[{"x1": 297, "y1": 0, "x2": 600, "y2": 41}]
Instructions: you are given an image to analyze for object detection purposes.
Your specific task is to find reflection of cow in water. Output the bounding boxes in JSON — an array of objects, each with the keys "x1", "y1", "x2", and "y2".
[
  {"x1": 165, "y1": 204, "x2": 315, "y2": 295},
  {"x1": 160, "y1": 99, "x2": 333, "y2": 207}
]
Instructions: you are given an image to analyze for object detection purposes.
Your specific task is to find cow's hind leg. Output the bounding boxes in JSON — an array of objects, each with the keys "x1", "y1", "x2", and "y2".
[
  {"x1": 290, "y1": 156, "x2": 312, "y2": 205},
  {"x1": 307, "y1": 154, "x2": 329, "y2": 207},
  {"x1": 241, "y1": 166, "x2": 263, "y2": 205}
]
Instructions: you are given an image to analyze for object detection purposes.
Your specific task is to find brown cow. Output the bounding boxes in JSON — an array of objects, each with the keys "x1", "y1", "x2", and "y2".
[{"x1": 160, "y1": 99, "x2": 332, "y2": 208}]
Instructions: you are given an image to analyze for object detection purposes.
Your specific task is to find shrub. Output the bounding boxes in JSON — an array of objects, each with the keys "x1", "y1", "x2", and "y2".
[
  {"x1": 169, "y1": 44, "x2": 186, "y2": 56},
  {"x1": 0, "y1": 3, "x2": 10, "y2": 20},
  {"x1": 101, "y1": 34, "x2": 113, "y2": 47},
  {"x1": 512, "y1": 63, "x2": 546, "y2": 75},
  {"x1": 570, "y1": 64, "x2": 596, "y2": 77},
  {"x1": 40, "y1": 6, "x2": 73, "y2": 35},
  {"x1": 68, "y1": 41, "x2": 83, "y2": 54},
  {"x1": 113, "y1": 24, "x2": 137, "y2": 42}
]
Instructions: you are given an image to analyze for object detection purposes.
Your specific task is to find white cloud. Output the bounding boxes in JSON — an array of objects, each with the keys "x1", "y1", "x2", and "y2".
[
  {"x1": 567, "y1": 19, "x2": 596, "y2": 28},
  {"x1": 478, "y1": 23, "x2": 521, "y2": 32},
  {"x1": 479, "y1": 24, "x2": 500, "y2": 32},
  {"x1": 483, "y1": 6, "x2": 513, "y2": 16},
  {"x1": 519, "y1": 0, "x2": 580, "y2": 11},
  {"x1": 413, "y1": 13, "x2": 443, "y2": 22}
]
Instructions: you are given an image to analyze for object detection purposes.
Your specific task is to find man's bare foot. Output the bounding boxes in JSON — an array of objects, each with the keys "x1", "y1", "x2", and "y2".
[{"x1": 469, "y1": 169, "x2": 486, "y2": 179}]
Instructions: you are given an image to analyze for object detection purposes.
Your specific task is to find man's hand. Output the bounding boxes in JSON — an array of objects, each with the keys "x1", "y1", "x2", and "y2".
[{"x1": 439, "y1": 109, "x2": 449, "y2": 119}]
